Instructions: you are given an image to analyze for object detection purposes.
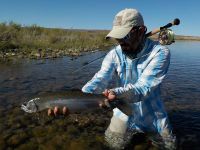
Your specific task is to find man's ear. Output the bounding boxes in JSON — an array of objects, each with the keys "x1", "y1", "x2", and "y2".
[{"x1": 139, "y1": 26, "x2": 147, "y2": 34}]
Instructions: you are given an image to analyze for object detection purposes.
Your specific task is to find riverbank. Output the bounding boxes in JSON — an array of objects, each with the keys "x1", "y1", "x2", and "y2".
[
  {"x1": 0, "y1": 22, "x2": 115, "y2": 61},
  {"x1": 1, "y1": 22, "x2": 200, "y2": 61},
  {"x1": 151, "y1": 34, "x2": 200, "y2": 41}
]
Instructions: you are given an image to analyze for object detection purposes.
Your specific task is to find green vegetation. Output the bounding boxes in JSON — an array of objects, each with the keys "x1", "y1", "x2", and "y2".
[
  {"x1": 174, "y1": 35, "x2": 200, "y2": 41},
  {"x1": 151, "y1": 34, "x2": 200, "y2": 41},
  {"x1": 1, "y1": 22, "x2": 200, "y2": 61},
  {"x1": 0, "y1": 22, "x2": 115, "y2": 60}
]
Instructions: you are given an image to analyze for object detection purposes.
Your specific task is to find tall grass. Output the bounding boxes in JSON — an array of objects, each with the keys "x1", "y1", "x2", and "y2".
[{"x1": 0, "y1": 22, "x2": 115, "y2": 58}]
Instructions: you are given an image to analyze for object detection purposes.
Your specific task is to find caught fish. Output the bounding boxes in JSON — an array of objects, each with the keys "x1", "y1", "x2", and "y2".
[{"x1": 21, "y1": 89, "x2": 132, "y2": 116}]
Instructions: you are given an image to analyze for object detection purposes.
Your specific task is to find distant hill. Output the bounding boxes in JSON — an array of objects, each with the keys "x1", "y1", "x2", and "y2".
[
  {"x1": 150, "y1": 34, "x2": 200, "y2": 41},
  {"x1": 174, "y1": 35, "x2": 200, "y2": 41}
]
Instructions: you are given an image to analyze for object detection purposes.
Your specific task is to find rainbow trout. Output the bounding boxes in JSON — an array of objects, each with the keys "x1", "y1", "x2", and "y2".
[{"x1": 21, "y1": 90, "x2": 132, "y2": 115}]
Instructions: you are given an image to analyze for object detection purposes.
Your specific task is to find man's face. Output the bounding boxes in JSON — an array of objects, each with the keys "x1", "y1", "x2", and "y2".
[{"x1": 116, "y1": 26, "x2": 145, "y2": 53}]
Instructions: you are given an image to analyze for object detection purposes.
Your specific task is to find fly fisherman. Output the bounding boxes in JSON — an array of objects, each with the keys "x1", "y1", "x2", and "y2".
[
  {"x1": 48, "y1": 8, "x2": 176, "y2": 150},
  {"x1": 81, "y1": 8, "x2": 176, "y2": 149}
]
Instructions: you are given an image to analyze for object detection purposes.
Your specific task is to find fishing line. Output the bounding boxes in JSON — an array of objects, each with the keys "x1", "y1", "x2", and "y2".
[
  {"x1": 71, "y1": 53, "x2": 107, "y2": 73},
  {"x1": 71, "y1": 18, "x2": 180, "y2": 73}
]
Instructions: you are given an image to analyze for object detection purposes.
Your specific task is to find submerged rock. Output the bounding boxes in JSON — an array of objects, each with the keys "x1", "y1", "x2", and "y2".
[
  {"x1": 7, "y1": 132, "x2": 29, "y2": 147},
  {"x1": 32, "y1": 126, "x2": 47, "y2": 137},
  {"x1": 0, "y1": 136, "x2": 6, "y2": 150},
  {"x1": 17, "y1": 139, "x2": 38, "y2": 150}
]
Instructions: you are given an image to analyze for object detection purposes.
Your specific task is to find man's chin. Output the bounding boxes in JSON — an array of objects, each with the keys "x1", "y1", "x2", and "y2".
[{"x1": 122, "y1": 47, "x2": 131, "y2": 52}]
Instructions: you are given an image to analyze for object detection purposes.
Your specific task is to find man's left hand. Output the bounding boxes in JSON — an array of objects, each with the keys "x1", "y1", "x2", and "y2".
[
  {"x1": 98, "y1": 89, "x2": 116, "y2": 109},
  {"x1": 103, "y1": 89, "x2": 116, "y2": 101}
]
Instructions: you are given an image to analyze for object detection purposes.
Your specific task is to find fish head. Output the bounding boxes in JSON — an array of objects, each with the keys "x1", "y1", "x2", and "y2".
[{"x1": 21, "y1": 98, "x2": 39, "y2": 113}]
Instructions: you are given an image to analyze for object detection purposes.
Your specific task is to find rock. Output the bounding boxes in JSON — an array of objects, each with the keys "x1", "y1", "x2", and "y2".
[
  {"x1": 0, "y1": 136, "x2": 6, "y2": 150},
  {"x1": 95, "y1": 118, "x2": 106, "y2": 126},
  {"x1": 46, "y1": 125, "x2": 58, "y2": 134},
  {"x1": 34, "y1": 53, "x2": 41, "y2": 58},
  {"x1": 11, "y1": 53, "x2": 16, "y2": 56},
  {"x1": 92, "y1": 126, "x2": 105, "y2": 133},
  {"x1": 67, "y1": 125, "x2": 80, "y2": 136},
  {"x1": 32, "y1": 126, "x2": 46, "y2": 137},
  {"x1": 69, "y1": 141, "x2": 88, "y2": 150},
  {"x1": 7, "y1": 132, "x2": 28, "y2": 147},
  {"x1": 17, "y1": 142, "x2": 38, "y2": 150}
]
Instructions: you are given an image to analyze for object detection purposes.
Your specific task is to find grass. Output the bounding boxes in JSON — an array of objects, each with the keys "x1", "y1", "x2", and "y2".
[
  {"x1": 0, "y1": 22, "x2": 116, "y2": 59},
  {"x1": 1, "y1": 21, "x2": 199, "y2": 60}
]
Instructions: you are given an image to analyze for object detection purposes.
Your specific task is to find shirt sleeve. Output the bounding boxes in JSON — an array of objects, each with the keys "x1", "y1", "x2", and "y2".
[
  {"x1": 113, "y1": 47, "x2": 170, "y2": 100},
  {"x1": 82, "y1": 50, "x2": 116, "y2": 94}
]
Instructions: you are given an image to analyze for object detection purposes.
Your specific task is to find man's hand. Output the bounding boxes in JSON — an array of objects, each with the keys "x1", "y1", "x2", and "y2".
[
  {"x1": 103, "y1": 89, "x2": 116, "y2": 101},
  {"x1": 47, "y1": 89, "x2": 117, "y2": 115},
  {"x1": 99, "y1": 89, "x2": 117, "y2": 108},
  {"x1": 47, "y1": 106, "x2": 69, "y2": 116}
]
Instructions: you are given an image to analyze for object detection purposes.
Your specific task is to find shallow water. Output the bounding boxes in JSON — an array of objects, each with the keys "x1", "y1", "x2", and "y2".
[{"x1": 0, "y1": 41, "x2": 200, "y2": 149}]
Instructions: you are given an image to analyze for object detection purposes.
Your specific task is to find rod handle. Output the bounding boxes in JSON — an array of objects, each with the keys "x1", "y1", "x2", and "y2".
[{"x1": 146, "y1": 18, "x2": 180, "y2": 37}]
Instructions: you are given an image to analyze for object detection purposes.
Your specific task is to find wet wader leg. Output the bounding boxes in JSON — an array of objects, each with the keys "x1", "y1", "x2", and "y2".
[
  {"x1": 148, "y1": 129, "x2": 177, "y2": 150},
  {"x1": 105, "y1": 115, "x2": 128, "y2": 149},
  {"x1": 104, "y1": 115, "x2": 134, "y2": 149}
]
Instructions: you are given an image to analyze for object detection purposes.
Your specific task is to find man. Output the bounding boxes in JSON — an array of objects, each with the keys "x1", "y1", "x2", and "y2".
[{"x1": 81, "y1": 8, "x2": 176, "y2": 149}]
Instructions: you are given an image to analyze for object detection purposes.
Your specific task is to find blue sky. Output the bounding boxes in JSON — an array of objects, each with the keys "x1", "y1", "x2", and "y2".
[{"x1": 0, "y1": 0, "x2": 199, "y2": 36}]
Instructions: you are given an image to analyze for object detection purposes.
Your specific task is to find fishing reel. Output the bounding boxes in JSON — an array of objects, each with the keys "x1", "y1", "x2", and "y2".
[
  {"x1": 146, "y1": 18, "x2": 180, "y2": 45},
  {"x1": 158, "y1": 29, "x2": 175, "y2": 45}
]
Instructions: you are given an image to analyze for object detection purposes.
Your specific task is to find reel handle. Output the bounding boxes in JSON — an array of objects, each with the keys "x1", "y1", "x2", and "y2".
[{"x1": 146, "y1": 18, "x2": 180, "y2": 37}]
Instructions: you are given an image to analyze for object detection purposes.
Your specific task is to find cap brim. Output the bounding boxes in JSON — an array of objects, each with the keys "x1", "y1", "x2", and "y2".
[{"x1": 106, "y1": 26, "x2": 132, "y2": 39}]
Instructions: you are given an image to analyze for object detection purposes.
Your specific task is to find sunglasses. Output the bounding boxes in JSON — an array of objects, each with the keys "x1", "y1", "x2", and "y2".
[{"x1": 121, "y1": 26, "x2": 140, "y2": 41}]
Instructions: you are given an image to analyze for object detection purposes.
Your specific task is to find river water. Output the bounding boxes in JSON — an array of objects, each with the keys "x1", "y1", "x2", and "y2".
[{"x1": 0, "y1": 41, "x2": 200, "y2": 149}]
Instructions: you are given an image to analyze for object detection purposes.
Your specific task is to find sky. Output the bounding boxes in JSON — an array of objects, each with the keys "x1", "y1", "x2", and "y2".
[{"x1": 0, "y1": 0, "x2": 200, "y2": 36}]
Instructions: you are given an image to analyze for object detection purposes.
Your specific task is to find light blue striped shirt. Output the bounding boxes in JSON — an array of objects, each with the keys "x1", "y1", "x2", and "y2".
[{"x1": 82, "y1": 38, "x2": 172, "y2": 135}]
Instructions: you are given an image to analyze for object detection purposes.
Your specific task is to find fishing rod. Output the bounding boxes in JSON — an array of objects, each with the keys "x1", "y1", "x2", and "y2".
[
  {"x1": 72, "y1": 18, "x2": 180, "y2": 73},
  {"x1": 146, "y1": 18, "x2": 180, "y2": 37},
  {"x1": 146, "y1": 18, "x2": 180, "y2": 45}
]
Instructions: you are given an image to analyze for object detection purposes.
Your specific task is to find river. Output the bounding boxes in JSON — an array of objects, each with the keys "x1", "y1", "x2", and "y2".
[{"x1": 0, "y1": 41, "x2": 200, "y2": 149}]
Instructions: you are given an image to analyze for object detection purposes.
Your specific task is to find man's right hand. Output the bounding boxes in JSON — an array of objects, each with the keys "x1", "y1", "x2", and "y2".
[{"x1": 47, "y1": 106, "x2": 69, "y2": 116}]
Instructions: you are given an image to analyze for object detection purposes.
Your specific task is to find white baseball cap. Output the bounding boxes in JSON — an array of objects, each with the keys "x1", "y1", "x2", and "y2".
[{"x1": 106, "y1": 8, "x2": 144, "y2": 39}]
